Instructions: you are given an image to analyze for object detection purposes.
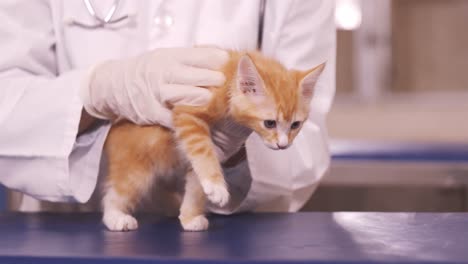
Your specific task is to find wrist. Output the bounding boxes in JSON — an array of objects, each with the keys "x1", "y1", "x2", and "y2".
[
  {"x1": 223, "y1": 145, "x2": 247, "y2": 168},
  {"x1": 78, "y1": 109, "x2": 98, "y2": 136},
  {"x1": 79, "y1": 63, "x2": 116, "y2": 121}
]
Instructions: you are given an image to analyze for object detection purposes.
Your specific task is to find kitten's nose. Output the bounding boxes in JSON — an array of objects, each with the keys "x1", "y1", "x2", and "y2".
[
  {"x1": 277, "y1": 134, "x2": 289, "y2": 149},
  {"x1": 276, "y1": 143, "x2": 288, "y2": 150}
]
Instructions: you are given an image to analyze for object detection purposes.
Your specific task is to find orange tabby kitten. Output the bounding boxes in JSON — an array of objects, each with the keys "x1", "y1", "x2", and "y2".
[{"x1": 102, "y1": 51, "x2": 325, "y2": 231}]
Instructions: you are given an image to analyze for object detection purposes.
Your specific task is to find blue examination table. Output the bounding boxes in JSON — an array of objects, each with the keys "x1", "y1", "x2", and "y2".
[
  {"x1": 1, "y1": 212, "x2": 468, "y2": 263},
  {"x1": 1, "y1": 142, "x2": 468, "y2": 263}
]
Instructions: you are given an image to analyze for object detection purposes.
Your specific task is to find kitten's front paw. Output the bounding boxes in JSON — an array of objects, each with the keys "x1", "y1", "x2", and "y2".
[
  {"x1": 180, "y1": 215, "x2": 209, "y2": 231},
  {"x1": 201, "y1": 180, "x2": 230, "y2": 207},
  {"x1": 103, "y1": 213, "x2": 139, "y2": 232}
]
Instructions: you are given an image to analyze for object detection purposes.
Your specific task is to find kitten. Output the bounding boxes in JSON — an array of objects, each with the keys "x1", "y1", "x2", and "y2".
[{"x1": 102, "y1": 51, "x2": 325, "y2": 231}]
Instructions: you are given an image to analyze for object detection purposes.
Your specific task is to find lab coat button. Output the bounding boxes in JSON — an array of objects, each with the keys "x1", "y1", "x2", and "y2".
[{"x1": 153, "y1": 13, "x2": 174, "y2": 30}]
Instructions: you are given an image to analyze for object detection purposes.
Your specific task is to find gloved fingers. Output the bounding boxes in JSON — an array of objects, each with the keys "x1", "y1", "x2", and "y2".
[
  {"x1": 177, "y1": 47, "x2": 229, "y2": 70},
  {"x1": 170, "y1": 64, "x2": 226, "y2": 87},
  {"x1": 160, "y1": 84, "x2": 213, "y2": 107}
]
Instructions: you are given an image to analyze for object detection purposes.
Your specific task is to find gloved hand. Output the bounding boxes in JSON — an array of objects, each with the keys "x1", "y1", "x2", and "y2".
[
  {"x1": 211, "y1": 117, "x2": 252, "y2": 164},
  {"x1": 80, "y1": 47, "x2": 229, "y2": 128}
]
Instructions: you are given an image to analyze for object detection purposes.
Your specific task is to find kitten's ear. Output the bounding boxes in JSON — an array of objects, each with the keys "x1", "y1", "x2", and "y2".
[
  {"x1": 299, "y1": 62, "x2": 326, "y2": 101},
  {"x1": 236, "y1": 55, "x2": 266, "y2": 100}
]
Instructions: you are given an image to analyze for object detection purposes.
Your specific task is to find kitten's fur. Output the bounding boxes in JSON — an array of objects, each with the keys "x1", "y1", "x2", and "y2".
[{"x1": 102, "y1": 51, "x2": 325, "y2": 231}]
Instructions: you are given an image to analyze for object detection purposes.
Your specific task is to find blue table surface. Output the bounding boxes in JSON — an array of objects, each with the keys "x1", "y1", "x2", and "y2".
[
  {"x1": 330, "y1": 141, "x2": 468, "y2": 162},
  {"x1": 1, "y1": 212, "x2": 467, "y2": 264}
]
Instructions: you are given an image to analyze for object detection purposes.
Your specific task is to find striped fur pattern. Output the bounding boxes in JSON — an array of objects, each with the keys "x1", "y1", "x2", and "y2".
[{"x1": 102, "y1": 50, "x2": 325, "y2": 231}]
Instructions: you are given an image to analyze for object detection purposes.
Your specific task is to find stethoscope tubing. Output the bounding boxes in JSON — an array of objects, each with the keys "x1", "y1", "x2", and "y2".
[
  {"x1": 68, "y1": 0, "x2": 130, "y2": 29},
  {"x1": 68, "y1": 0, "x2": 266, "y2": 49}
]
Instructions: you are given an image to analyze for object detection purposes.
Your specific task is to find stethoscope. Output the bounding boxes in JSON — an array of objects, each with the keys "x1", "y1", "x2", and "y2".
[
  {"x1": 67, "y1": 0, "x2": 133, "y2": 29},
  {"x1": 67, "y1": 0, "x2": 266, "y2": 50}
]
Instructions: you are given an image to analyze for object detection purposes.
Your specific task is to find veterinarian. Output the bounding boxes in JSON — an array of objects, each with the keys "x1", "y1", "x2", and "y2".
[{"x1": 0, "y1": 0, "x2": 336, "y2": 213}]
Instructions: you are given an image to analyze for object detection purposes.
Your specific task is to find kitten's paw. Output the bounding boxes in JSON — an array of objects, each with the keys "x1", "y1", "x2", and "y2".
[
  {"x1": 201, "y1": 181, "x2": 230, "y2": 207},
  {"x1": 103, "y1": 213, "x2": 139, "y2": 232},
  {"x1": 180, "y1": 215, "x2": 209, "y2": 231}
]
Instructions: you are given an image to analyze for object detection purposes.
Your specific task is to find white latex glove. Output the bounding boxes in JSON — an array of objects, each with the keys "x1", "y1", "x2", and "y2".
[
  {"x1": 80, "y1": 47, "x2": 229, "y2": 128},
  {"x1": 211, "y1": 117, "x2": 252, "y2": 164}
]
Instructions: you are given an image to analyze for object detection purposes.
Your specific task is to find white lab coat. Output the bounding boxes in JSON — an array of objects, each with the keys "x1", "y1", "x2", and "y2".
[{"x1": 0, "y1": 0, "x2": 336, "y2": 213}]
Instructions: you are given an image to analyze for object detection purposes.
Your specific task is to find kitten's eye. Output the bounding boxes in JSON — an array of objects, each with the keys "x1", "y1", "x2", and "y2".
[
  {"x1": 291, "y1": 121, "x2": 301, "y2": 129},
  {"x1": 264, "y1": 120, "x2": 277, "y2": 129}
]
